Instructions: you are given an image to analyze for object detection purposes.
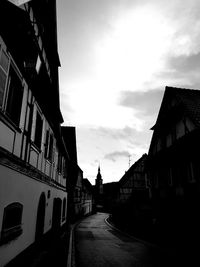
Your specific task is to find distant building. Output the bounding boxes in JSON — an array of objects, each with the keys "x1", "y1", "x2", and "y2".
[
  {"x1": 111, "y1": 154, "x2": 151, "y2": 239},
  {"x1": 0, "y1": 1, "x2": 70, "y2": 265},
  {"x1": 62, "y1": 126, "x2": 82, "y2": 221},
  {"x1": 118, "y1": 154, "x2": 149, "y2": 203},
  {"x1": 62, "y1": 126, "x2": 95, "y2": 221},
  {"x1": 70, "y1": 165, "x2": 84, "y2": 221},
  {"x1": 82, "y1": 178, "x2": 95, "y2": 216}
]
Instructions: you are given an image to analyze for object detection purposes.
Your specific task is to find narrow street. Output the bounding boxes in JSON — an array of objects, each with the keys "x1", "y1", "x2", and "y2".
[{"x1": 74, "y1": 213, "x2": 172, "y2": 267}]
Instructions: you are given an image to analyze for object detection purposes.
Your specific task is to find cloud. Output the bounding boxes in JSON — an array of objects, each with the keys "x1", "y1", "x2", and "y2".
[
  {"x1": 104, "y1": 150, "x2": 130, "y2": 162},
  {"x1": 57, "y1": 0, "x2": 200, "y2": 184},
  {"x1": 91, "y1": 126, "x2": 151, "y2": 155},
  {"x1": 169, "y1": 53, "x2": 200, "y2": 74},
  {"x1": 119, "y1": 89, "x2": 164, "y2": 118},
  {"x1": 58, "y1": 0, "x2": 200, "y2": 132},
  {"x1": 161, "y1": 53, "x2": 200, "y2": 89}
]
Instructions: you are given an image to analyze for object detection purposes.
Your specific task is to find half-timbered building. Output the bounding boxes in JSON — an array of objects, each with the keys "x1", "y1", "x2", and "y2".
[
  {"x1": 0, "y1": 1, "x2": 69, "y2": 265},
  {"x1": 118, "y1": 154, "x2": 149, "y2": 203},
  {"x1": 147, "y1": 86, "x2": 200, "y2": 239}
]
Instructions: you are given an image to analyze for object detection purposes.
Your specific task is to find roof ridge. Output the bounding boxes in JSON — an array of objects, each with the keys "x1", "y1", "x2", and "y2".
[{"x1": 166, "y1": 86, "x2": 200, "y2": 92}]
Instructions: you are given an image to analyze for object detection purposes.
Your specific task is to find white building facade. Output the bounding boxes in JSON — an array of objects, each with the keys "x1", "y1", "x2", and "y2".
[{"x1": 0, "y1": 1, "x2": 69, "y2": 266}]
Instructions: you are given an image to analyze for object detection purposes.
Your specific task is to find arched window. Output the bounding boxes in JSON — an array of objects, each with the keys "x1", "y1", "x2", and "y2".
[
  {"x1": 62, "y1": 198, "x2": 66, "y2": 221},
  {"x1": 1, "y1": 202, "x2": 23, "y2": 244}
]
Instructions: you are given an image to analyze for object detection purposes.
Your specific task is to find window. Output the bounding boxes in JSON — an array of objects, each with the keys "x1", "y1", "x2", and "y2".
[
  {"x1": 0, "y1": 66, "x2": 7, "y2": 106},
  {"x1": 34, "y1": 111, "x2": 43, "y2": 149},
  {"x1": 1, "y1": 203, "x2": 23, "y2": 244},
  {"x1": 5, "y1": 64, "x2": 24, "y2": 125},
  {"x1": 0, "y1": 43, "x2": 24, "y2": 126},
  {"x1": 57, "y1": 153, "x2": 63, "y2": 174},
  {"x1": 44, "y1": 130, "x2": 53, "y2": 161},
  {"x1": 187, "y1": 162, "x2": 195, "y2": 183},
  {"x1": 0, "y1": 48, "x2": 9, "y2": 106},
  {"x1": 57, "y1": 154, "x2": 67, "y2": 178},
  {"x1": 62, "y1": 198, "x2": 66, "y2": 221}
]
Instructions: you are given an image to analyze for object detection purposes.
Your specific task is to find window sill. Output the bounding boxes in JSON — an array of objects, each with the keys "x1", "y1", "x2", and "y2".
[
  {"x1": 31, "y1": 142, "x2": 42, "y2": 153},
  {"x1": 45, "y1": 158, "x2": 53, "y2": 164},
  {"x1": 0, "y1": 225, "x2": 23, "y2": 246}
]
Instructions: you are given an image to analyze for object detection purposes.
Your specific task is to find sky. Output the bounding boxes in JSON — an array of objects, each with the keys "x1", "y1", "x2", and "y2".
[{"x1": 56, "y1": 0, "x2": 200, "y2": 185}]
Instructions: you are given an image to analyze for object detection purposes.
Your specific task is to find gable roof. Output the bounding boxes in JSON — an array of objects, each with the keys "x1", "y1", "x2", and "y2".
[
  {"x1": 118, "y1": 154, "x2": 147, "y2": 187},
  {"x1": 152, "y1": 86, "x2": 200, "y2": 130}
]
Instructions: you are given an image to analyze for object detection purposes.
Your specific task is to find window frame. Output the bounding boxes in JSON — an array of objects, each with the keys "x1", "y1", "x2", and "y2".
[
  {"x1": 187, "y1": 162, "x2": 195, "y2": 183},
  {"x1": 0, "y1": 40, "x2": 24, "y2": 128},
  {"x1": 33, "y1": 109, "x2": 43, "y2": 151},
  {"x1": 0, "y1": 202, "x2": 23, "y2": 245},
  {"x1": 57, "y1": 152, "x2": 63, "y2": 174},
  {"x1": 0, "y1": 42, "x2": 10, "y2": 108},
  {"x1": 44, "y1": 128, "x2": 54, "y2": 161},
  {"x1": 62, "y1": 198, "x2": 66, "y2": 222},
  {"x1": 5, "y1": 62, "x2": 24, "y2": 126}
]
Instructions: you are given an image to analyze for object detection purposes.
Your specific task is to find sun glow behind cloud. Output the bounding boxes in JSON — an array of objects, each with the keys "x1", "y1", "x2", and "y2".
[
  {"x1": 64, "y1": 5, "x2": 175, "y2": 130},
  {"x1": 94, "y1": 6, "x2": 174, "y2": 92},
  {"x1": 65, "y1": 80, "x2": 143, "y2": 130}
]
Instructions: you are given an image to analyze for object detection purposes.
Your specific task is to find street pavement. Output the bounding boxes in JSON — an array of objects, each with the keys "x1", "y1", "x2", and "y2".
[{"x1": 74, "y1": 213, "x2": 173, "y2": 267}]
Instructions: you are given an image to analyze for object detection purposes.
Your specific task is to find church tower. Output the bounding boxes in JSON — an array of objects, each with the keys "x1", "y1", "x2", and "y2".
[{"x1": 95, "y1": 165, "x2": 103, "y2": 195}]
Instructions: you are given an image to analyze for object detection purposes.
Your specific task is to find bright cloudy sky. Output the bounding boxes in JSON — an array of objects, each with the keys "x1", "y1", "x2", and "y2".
[{"x1": 57, "y1": 0, "x2": 200, "y2": 185}]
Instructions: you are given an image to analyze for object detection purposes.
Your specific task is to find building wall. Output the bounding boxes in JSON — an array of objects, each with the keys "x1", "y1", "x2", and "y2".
[
  {"x1": 118, "y1": 155, "x2": 148, "y2": 203},
  {"x1": 151, "y1": 115, "x2": 195, "y2": 155},
  {"x1": 147, "y1": 89, "x2": 200, "y2": 243},
  {"x1": 0, "y1": 165, "x2": 67, "y2": 266},
  {"x1": 0, "y1": 3, "x2": 69, "y2": 265},
  {"x1": 82, "y1": 200, "x2": 93, "y2": 216},
  {"x1": 0, "y1": 34, "x2": 66, "y2": 185}
]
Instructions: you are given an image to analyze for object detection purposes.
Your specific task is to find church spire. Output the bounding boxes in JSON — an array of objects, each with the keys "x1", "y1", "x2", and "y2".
[
  {"x1": 95, "y1": 163, "x2": 103, "y2": 195},
  {"x1": 97, "y1": 163, "x2": 102, "y2": 180},
  {"x1": 98, "y1": 164, "x2": 101, "y2": 175}
]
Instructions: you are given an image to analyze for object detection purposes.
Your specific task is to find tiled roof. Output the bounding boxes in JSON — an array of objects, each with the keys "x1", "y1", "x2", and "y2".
[
  {"x1": 152, "y1": 86, "x2": 200, "y2": 129},
  {"x1": 166, "y1": 86, "x2": 200, "y2": 127}
]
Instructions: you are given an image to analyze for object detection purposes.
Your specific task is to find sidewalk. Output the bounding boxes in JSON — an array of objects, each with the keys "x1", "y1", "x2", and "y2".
[{"x1": 66, "y1": 223, "x2": 76, "y2": 267}]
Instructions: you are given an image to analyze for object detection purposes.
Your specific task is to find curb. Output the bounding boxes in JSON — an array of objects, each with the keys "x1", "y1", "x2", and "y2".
[
  {"x1": 66, "y1": 216, "x2": 89, "y2": 267},
  {"x1": 66, "y1": 225, "x2": 73, "y2": 267},
  {"x1": 66, "y1": 224, "x2": 77, "y2": 267}
]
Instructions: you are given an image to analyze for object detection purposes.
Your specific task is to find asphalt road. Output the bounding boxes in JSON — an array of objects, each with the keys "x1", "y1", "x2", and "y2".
[{"x1": 74, "y1": 213, "x2": 172, "y2": 267}]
